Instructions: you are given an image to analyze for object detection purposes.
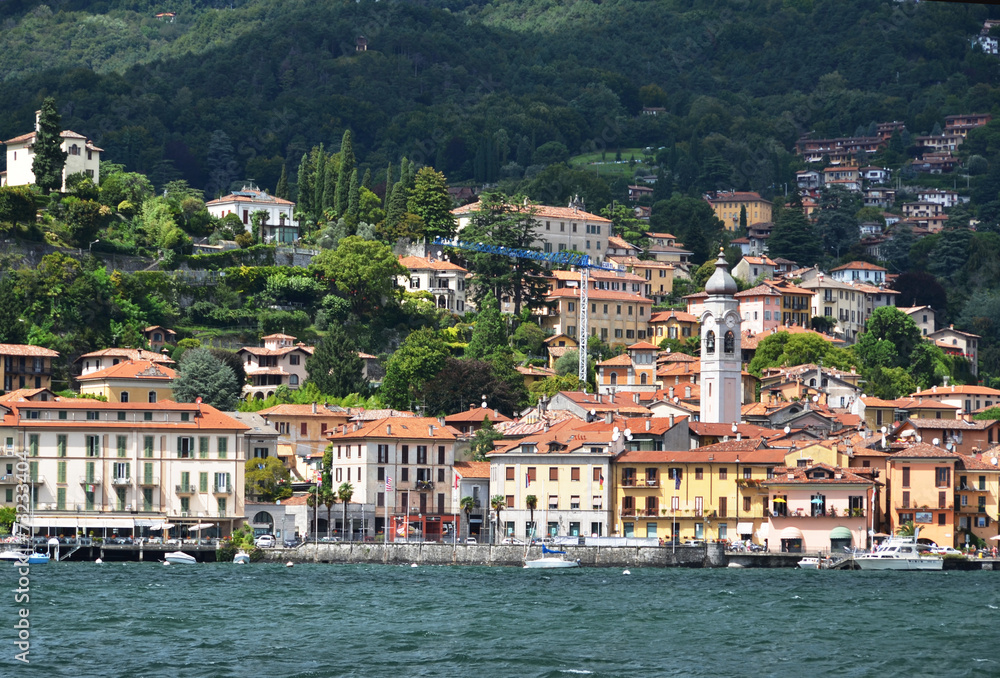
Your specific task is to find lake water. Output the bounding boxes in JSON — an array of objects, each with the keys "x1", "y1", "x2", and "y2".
[{"x1": 3, "y1": 562, "x2": 1000, "y2": 677}]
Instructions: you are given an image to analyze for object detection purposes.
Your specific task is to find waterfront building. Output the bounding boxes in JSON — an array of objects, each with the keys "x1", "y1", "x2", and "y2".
[
  {"x1": 325, "y1": 417, "x2": 459, "y2": 540},
  {"x1": 453, "y1": 460, "x2": 491, "y2": 540},
  {"x1": 884, "y1": 443, "x2": 964, "y2": 547},
  {"x1": 762, "y1": 463, "x2": 873, "y2": 553},
  {"x1": 0, "y1": 398, "x2": 248, "y2": 539},
  {"x1": 258, "y1": 403, "x2": 351, "y2": 480}
]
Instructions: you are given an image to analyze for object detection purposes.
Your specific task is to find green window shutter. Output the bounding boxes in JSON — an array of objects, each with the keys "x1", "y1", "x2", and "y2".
[
  {"x1": 199, "y1": 437, "x2": 209, "y2": 459},
  {"x1": 126, "y1": 462, "x2": 131, "y2": 480},
  {"x1": 29, "y1": 461, "x2": 38, "y2": 482},
  {"x1": 57, "y1": 435, "x2": 66, "y2": 457},
  {"x1": 117, "y1": 435, "x2": 127, "y2": 457},
  {"x1": 199, "y1": 472, "x2": 208, "y2": 493},
  {"x1": 29, "y1": 434, "x2": 38, "y2": 456},
  {"x1": 57, "y1": 487, "x2": 66, "y2": 510},
  {"x1": 217, "y1": 497, "x2": 226, "y2": 516},
  {"x1": 144, "y1": 462, "x2": 153, "y2": 485},
  {"x1": 144, "y1": 436, "x2": 153, "y2": 457},
  {"x1": 57, "y1": 461, "x2": 66, "y2": 484},
  {"x1": 142, "y1": 488, "x2": 153, "y2": 511},
  {"x1": 226, "y1": 472, "x2": 231, "y2": 491},
  {"x1": 218, "y1": 437, "x2": 228, "y2": 459},
  {"x1": 86, "y1": 461, "x2": 95, "y2": 483}
]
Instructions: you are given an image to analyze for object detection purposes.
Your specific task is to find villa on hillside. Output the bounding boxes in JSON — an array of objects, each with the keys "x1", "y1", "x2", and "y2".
[{"x1": 1, "y1": 111, "x2": 102, "y2": 189}]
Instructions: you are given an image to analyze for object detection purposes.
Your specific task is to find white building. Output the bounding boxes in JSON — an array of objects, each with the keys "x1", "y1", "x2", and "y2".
[
  {"x1": 205, "y1": 187, "x2": 299, "y2": 244},
  {"x1": 899, "y1": 306, "x2": 936, "y2": 337},
  {"x1": 452, "y1": 198, "x2": 612, "y2": 264},
  {"x1": 238, "y1": 333, "x2": 314, "y2": 399},
  {"x1": 1, "y1": 111, "x2": 102, "y2": 190},
  {"x1": 828, "y1": 261, "x2": 886, "y2": 285},
  {"x1": 398, "y1": 255, "x2": 469, "y2": 313},
  {"x1": 0, "y1": 398, "x2": 248, "y2": 539},
  {"x1": 916, "y1": 189, "x2": 959, "y2": 208},
  {"x1": 700, "y1": 251, "x2": 741, "y2": 424}
]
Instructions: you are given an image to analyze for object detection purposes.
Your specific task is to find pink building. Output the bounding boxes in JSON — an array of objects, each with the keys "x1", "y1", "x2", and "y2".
[
  {"x1": 763, "y1": 463, "x2": 874, "y2": 553},
  {"x1": 735, "y1": 284, "x2": 782, "y2": 335}
]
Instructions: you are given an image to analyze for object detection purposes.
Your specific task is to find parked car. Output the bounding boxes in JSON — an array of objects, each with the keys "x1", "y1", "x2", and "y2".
[
  {"x1": 465, "y1": 537, "x2": 477, "y2": 544},
  {"x1": 501, "y1": 537, "x2": 524, "y2": 545},
  {"x1": 283, "y1": 537, "x2": 302, "y2": 548},
  {"x1": 531, "y1": 537, "x2": 554, "y2": 545},
  {"x1": 318, "y1": 536, "x2": 341, "y2": 543},
  {"x1": 930, "y1": 546, "x2": 962, "y2": 556},
  {"x1": 254, "y1": 535, "x2": 276, "y2": 548}
]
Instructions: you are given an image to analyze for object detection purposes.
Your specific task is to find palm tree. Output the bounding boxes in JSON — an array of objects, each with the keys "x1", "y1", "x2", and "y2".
[
  {"x1": 896, "y1": 520, "x2": 916, "y2": 537},
  {"x1": 338, "y1": 482, "x2": 354, "y2": 540},
  {"x1": 525, "y1": 495, "x2": 538, "y2": 539},
  {"x1": 309, "y1": 485, "x2": 337, "y2": 538},
  {"x1": 460, "y1": 496, "x2": 476, "y2": 542},
  {"x1": 490, "y1": 494, "x2": 507, "y2": 544}
]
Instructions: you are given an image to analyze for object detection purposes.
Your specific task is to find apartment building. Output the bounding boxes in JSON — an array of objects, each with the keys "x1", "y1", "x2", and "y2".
[
  {"x1": 0, "y1": 344, "x2": 60, "y2": 393},
  {"x1": 398, "y1": 255, "x2": 470, "y2": 313}
]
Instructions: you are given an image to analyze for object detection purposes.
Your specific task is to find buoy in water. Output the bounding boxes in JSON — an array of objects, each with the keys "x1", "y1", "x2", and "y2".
[
  {"x1": 162, "y1": 561, "x2": 170, "y2": 566},
  {"x1": 285, "y1": 561, "x2": 294, "y2": 568},
  {"x1": 622, "y1": 569, "x2": 631, "y2": 575},
  {"x1": 95, "y1": 558, "x2": 103, "y2": 564},
  {"x1": 411, "y1": 563, "x2": 418, "y2": 568}
]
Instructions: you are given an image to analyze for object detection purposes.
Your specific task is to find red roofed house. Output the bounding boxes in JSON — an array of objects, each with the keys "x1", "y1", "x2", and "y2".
[
  {"x1": 258, "y1": 402, "x2": 352, "y2": 480},
  {"x1": 205, "y1": 186, "x2": 298, "y2": 243},
  {"x1": 539, "y1": 270, "x2": 653, "y2": 344},
  {"x1": 732, "y1": 256, "x2": 777, "y2": 285},
  {"x1": 397, "y1": 255, "x2": 469, "y2": 313},
  {"x1": 0, "y1": 344, "x2": 60, "y2": 393},
  {"x1": 734, "y1": 283, "x2": 782, "y2": 335},
  {"x1": 77, "y1": 348, "x2": 175, "y2": 377},
  {"x1": 909, "y1": 384, "x2": 1000, "y2": 415},
  {"x1": 326, "y1": 417, "x2": 460, "y2": 540},
  {"x1": 927, "y1": 325, "x2": 980, "y2": 376},
  {"x1": 596, "y1": 342, "x2": 658, "y2": 395},
  {"x1": 143, "y1": 326, "x2": 177, "y2": 352},
  {"x1": 76, "y1": 360, "x2": 176, "y2": 404},
  {"x1": 884, "y1": 443, "x2": 963, "y2": 546},
  {"x1": 444, "y1": 405, "x2": 513, "y2": 436},
  {"x1": 238, "y1": 334, "x2": 314, "y2": 399},
  {"x1": 649, "y1": 309, "x2": 698, "y2": 344},
  {"x1": 2, "y1": 110, "x2": 102, "y2": 189},
  {"x1": 829, "y1": 261, "x2": 886, "y2": 285}
]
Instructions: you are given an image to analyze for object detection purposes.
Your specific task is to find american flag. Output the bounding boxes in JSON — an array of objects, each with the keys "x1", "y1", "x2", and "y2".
[{"x1": 386, "y1": 477, "x2": 393, "y2": 492}]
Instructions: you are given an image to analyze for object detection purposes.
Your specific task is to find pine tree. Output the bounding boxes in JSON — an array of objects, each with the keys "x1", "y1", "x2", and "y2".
[
  {"x1": 32, "y1": 97, "x2": 67, "y2": 193},
  {"x1": 322, "y1": 157, "x2": 337, "y2": 216},
  {"x1": 399, "y1": 157, "x2": 412, "y2": 191},
  {"x1": 408, "y1": 166, "x2": 456, "y2": 241},
  {"x1": 361, "y1": 168, "x2": 372, "y2": 190},
  {"x1": 312, "y1": 145, "x2": 326, "y2": 214},
  {"x1": 172, "y1": 348, "x2": 241, "y2": 411},
  {"x1": 384, "y1": 181, "x2": 408, "y2": 235},
  {"x1": 296, "y1": 153, "x2": 312, "y2": 216},
  {"x1": 346, "y1": 169, "x2": 360, "y2": 227},
  {"x1": 766, "y1": 196, "x2": 822, "y2": 266},
  {"x1": 739, "y1": 205, "x2": 748, "y2": 230},
  {"x1": 275, "y1": 165, "x2": 289, "y2": 199},
  {"x1": 465, "y1": 292, "x2": 508, "y2": 362},
  {"x1": 336, "y1": 130, "x2": 355, "y2": 217},
  {"x1": 305, "y1": 325, "x2": 368, "y2": 397}
]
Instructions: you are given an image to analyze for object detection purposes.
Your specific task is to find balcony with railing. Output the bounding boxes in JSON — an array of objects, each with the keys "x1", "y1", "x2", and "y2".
[
  {"x1": 79, "y1": 475, "x2": 101, "y2": 485},
  {"x1": 3, "y1": 360, "x2": 52, "y2": 376},
  {"x1": 621, "y1": 477, "x2": 660, "y2": 489},
  {"x1": 140, "y1": 476, "x2": 159, "y2": 487},
  {"x1": 176, "y1": 484, "x2": 197, "y2": 495},
  {"x1": 112, "y1": 476, "x2": 130, "y2": 486},
  {"x1": 213, "y1": 483, "x2": 232, "y2": 495},
  {"x1": 957, "y1": 504, "x2": 988, "y2": 514},
  {"x1": 0, "y1": 474, "x2": 19, "y2": 484}
]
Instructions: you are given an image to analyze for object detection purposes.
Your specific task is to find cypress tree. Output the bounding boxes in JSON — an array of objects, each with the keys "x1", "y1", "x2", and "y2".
[
  {"x1": 384, "y1": 163, "x2": 394, "y2": 208},
  {"x1": 336, "y1": 130, "x2": 355, "y2": 217},
  {"x1": 322, "y1": 156, "x2": 337, "y2": 215},
  {"x1": 346, "y1": 169, "x2": 360, "y2": 227},
  {"x1": 296, "y1": 153, "x2": 312, "y2": 215},
  {"x1": 312, "y1": 144, "x2": 326, "y2": 214},
  {"x1": 32, "y1": 97, "x2": 67, "y2": 193},
  {"x1": 385, "y1": 181, "x2": 408, "y2": 234},
  {"x1": 275, "y1": 165, "x2": 289, "y2": 199},
  {"x1": 362, "y1": 168, "x2": 372, "y2": 190}
]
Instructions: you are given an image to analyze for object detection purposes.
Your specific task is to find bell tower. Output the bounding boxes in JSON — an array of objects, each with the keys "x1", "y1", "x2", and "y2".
[{"x1": 700, "y1": 249, "x2": 741, "y2": 424}]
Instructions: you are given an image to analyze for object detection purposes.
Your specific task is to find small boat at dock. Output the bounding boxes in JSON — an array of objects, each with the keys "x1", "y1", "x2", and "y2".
[{"x1": 164, "y1": 551, "x2": 197, "y2": 565}]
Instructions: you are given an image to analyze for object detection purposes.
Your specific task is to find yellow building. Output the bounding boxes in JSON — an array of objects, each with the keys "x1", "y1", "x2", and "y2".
[
  {"x1": 1, "y1": 344, "x2": 60, "y2": 393},
  {"x1": 649, "y1": 310, "x2": 699, "y2": 344},
  {"x1": 258, "y1": 403, "x2": 352, "y2": 480},
  {"x1": 607, "y1": 256, "x2": 675, "y2": 305},
  {"x1": 885, "y1": 443, "x2": 957, "y2": 547},
  {"x1": 76, "y1": 360, "x2": 176, "y2": 404},
  {"x1": 612, "y1": 439, "x2": 787, "y2": 542},
  {"x1": 705, "y1": 192, "x2": 773, "y2": 232}
]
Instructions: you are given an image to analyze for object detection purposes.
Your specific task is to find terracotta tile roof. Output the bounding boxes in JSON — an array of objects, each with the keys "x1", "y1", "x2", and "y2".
[
  {"x1": 762, "y1": 463, "x2": 873, "y2": 485},
  {"x1": 911, "y1": 385, "x2": 1000, "y2": 397},
  {"x1": 658, "y1": 352, "x2": 698, "y2": 363},
  {"x1": 492, "y1": 418, "x2": 616, "y2": 455},
  {"x1": 550, "y1": 269, "x2": 644, "y2": 283},
  {"x1": 688, "y1": 422, "x2": 780, "y2": 438},
  {"x1": 2, "y1": 400, "x2": 249, "y2": 431},
  {"x1": 75, "y1": 348, "x2": 173, "y2": 364},
  {"x1": 239, "y1": 345, "x2": 314, "y2": 357},
  {"x1": 444, "y1": 407, "x2": 512, "y2": 423},
  {"x1": 454, "y1": 461, "x2": 491, "y2": 478},
  {"x1": 328, "y1": 417, "x2": 458, "y2": 441},
  {"x1": 258, "y1": 404, "x2": 349, "y2": 417},
  {"x1": 705, "y1": 191, "x2": 771, "y2": 204},
  {"x1": 900, "y1": 417, "x2": 995, "y2": 431},
  {"x1": 398, "y1": 255, "x2": 468, "y2": 272},
  {"x1": 515, "y1": 365, "x2": 557, "y2": 378},
  {"x1": 597, "y1": 354, "x2": 633, "y2": 367},
  {"x1": 861, "y1": 397, "x2": 898, "y2": 408},
  {"x1": 76, "y1": 360, "x2": 175, "y2": 382},
  {"x1": 618, "y1": 442, "x2": 786, "y2": 464},
  {"x1": 607, "y1": 235, "x2": 637, "y2": 250},
  {"x1": 452, "y1": 201, "x2": 611, "y2": 223},
  {"x1": 735, "y1": 284, "x2": 781, "y2": 298},
  {"x1": 895, "y1": 398, "x2": 960, "y2": 410},
  {"x1": 650, "y1": 310, "x2": 698, "y2": 324},
  {"x1": 546, "y1": 287, "x2": 652, "y2": 303},
  {"x1": 889, "y1": 442, "x2": 957, "y2": 459},
  {"x1": 205, "y1": 191, "x2": 295, "y2": 206},
  {"x1": 742, "y1": 256, "x2": 776, "y2": 266},
  {"x1": 347, "y1": 408, "x2": 415, "y2": 420},
  {"x1": 143, "y1": 325, "x2": 176, "y2": 335},
  {"x1": 0, "y1": 343, "x2": 60, "y2": 358},
  {"x1": 627, "y1": 341, "x2": 659, "y2": 350},
  {"x1": 645, "y1": 232, "x2": 677, "y2": 239},
  {"x1": 607, "y1": 256, "x2": 675, "y2": 269}
]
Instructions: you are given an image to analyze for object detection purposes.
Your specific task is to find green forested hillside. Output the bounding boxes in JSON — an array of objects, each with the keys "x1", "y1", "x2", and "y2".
[{"x1": 1, "y1": 0, "x2": 998, "y2": 195}]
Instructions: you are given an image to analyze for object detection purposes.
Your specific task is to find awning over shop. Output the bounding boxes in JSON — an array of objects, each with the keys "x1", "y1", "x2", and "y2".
[
  {"x1": 829, "y1": 526, "x2": 854, "y2": 541},
  {"x1": 134, "y1": 519, "x2": 158, "y2": 528},
  {"x1": 26, "y1": 517, "x2": 141, "y2": 529},
  {"x1": 736, "y1": 522, "x2": 754, "y2": 535},
  {"x1": 779, "y1": 526, "x2": 804, "y2": 541}
]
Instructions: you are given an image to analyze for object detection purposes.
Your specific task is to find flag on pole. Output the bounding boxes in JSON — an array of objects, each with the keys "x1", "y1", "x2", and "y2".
[
  {"x1": 386, "y1": 477, "x2": 393, "y2": 492},
  {"x1": 525, "y1": 471, "x2": 530, "y2": 488},
  {"x1": 599, "y1": 473, "x2": 604, "y2": 490},
  {"x1": 675, "y1": 471, "x2": 682, "y2": 490},
  {"x1": 454, "y1": 470, "x2": 459, "y2": 489}
]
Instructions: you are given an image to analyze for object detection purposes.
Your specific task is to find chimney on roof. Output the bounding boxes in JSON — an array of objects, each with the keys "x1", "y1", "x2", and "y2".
[
  {"x1": 669, "y1": 387, "x2": 675, "y2": 399},
  {"x1": 645, "y1": 419, "x2": 650, "y2": 431},
  {"x1": 633, "y1": 393, "x2": 640, "y2": 404},
  {"x1": 685, "y1": 386, "x2": 691, "y2": 398},
  {"x1": 437, "y1": 416, "x2": 445, "y2": 426},
  {"x1": 669, "y1": 414, "x2": 675, "y2": 428},
  {"x1": 951, "y1": 385, "x2": 955, "y2": 393},
  {"x1": 312, "y1": 402, "x2": 317, "y2": 414},
  {"x1": 605, "y1": 411, "x2": 613, "y2": 424},
  {"x1": 943, "y1": 375, "x2": 950, "y2": 387},
  {"x1": 428, "y1": 425, "x2": 435, "y2": 436},
  {"x1": 386, "y1": 424, "x2": 391, "y2": 435},
  {"x1": 932, "y1": 385, "x2": 937, "y2": 393}
]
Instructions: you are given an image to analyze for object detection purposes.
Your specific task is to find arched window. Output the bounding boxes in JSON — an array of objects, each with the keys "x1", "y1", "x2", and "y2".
[
  {"x1": 640, "y1": 373, "x2": 647, "y2": 385},
  {"x1": 290, "y1": 374, "x2": 299, "y2": 386},
  {"x1": 724, "y1": 331, "x2": 735, "y2": 354},
  {"x1": 148, "y1": 391, "x2": 157, "y2": 403},
  {"x1": 809, "y1": 378, "x2": 816, "y2": 387},
  {"x1": 610, "y1": 373, "x2": 618, "y2": 385},
  {"x1": 705, "y1": 331, "x2": 716, "y2": 355},
  {"x1": 120, "y1": 391, "x2": 129, "y2": 403}
]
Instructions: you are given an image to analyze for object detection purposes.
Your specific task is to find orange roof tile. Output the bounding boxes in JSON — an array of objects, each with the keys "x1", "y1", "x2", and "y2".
[
  {"x1": 328, "y1": 417, "x2": 458, "y2": 441},
  {"x1": 398, "y1": 255, "x2": 468, "y2": 272},
  {"x1": 453, "y1": 201, "x2": 611, "y2": 223},
  {"x1": 0, "y1": 343, "x2": 59, "y2": 358},
  {"x1": 454, "y1": 461, "x2": 491, "y2": 478},
  {"x1": 76, "y1": 360, "x2": 175, "y2": 382}
]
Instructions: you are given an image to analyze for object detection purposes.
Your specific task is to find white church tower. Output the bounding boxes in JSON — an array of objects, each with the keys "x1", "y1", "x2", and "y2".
[{"x1": 700, "y1": 249, "x2": 741, "y2": 424}]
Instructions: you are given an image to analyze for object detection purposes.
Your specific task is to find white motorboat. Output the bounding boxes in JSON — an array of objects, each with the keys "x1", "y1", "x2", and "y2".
[
  {"x1": 0, "y1": 549, "x2": 50, "y2": 564},
  {"x1": 233, "y1": 551, "x2": 250, "y2": 565},
  {"x1": 524, "y1": 545, "x2": 580, "y2": 569},
  {"x1": 164, "y1": 551, "x2": 197, "y2": 565},
  {"x1": 855, "y1": 533, "x2": 943, "y2": 571},
  {"x1": 797, "y1": 557, "x2": 821, "y2": 569}
]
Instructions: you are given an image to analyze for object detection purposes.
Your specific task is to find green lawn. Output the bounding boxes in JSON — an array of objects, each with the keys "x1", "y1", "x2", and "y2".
[{"x1": 568, "y1": 148, "x2": 657, "y2": 178}]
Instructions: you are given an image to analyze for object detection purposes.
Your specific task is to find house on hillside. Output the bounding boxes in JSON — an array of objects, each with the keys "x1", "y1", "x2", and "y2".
[
  {"x1": 205, "y1": 187, "x2": 299, "y2": 243},
  {"x1": 1, "y1": 111, "x2": 102, "y2": 189}
]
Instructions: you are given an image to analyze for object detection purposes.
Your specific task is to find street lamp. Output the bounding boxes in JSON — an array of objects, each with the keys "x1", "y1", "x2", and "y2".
[
  {"x1": 735, "y1": 455, "x2": 741, "y2": 545},
  {"x1": 89, "y1": 239, "x2": 100, "y2": 253}
]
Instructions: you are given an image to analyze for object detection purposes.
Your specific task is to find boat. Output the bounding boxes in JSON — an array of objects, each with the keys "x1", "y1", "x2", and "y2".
[
  {"x1": 0, "y1": 549, "x2": 49, "y2": 564},
  {"x1": 524, "y1": 544, "x2": 580, "y2": 569},
  {"x1": 233, "y1": 551, "x2": 250, "y2": 565},
  {"x1": 164, "y1": 551, "x2": 197, "y2": 565},
  {"x1": 854, "y1": 532, "x2": 943, "y2": 571},
  {"x1": 797, "y1": 557, "x2": 821, "y2": 569}
]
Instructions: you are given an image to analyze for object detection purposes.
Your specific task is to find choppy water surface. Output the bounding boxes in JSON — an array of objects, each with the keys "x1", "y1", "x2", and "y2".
[{"x1": 3, "y1": 562, "x2": 999, "y2": 677}]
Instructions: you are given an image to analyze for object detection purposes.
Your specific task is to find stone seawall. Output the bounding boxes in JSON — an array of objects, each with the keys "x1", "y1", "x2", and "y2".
[{"x1": 260, "y1": 542, "x2": 726, "y2": 568}]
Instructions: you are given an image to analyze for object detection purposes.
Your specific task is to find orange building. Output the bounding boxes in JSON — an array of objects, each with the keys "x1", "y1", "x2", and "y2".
[
  {"x1": 596, "y1": 342, "x2": 658, "y2": 395},
  {"x1": 885, "y1": 443, "x2": 957, "y2": 546}
]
